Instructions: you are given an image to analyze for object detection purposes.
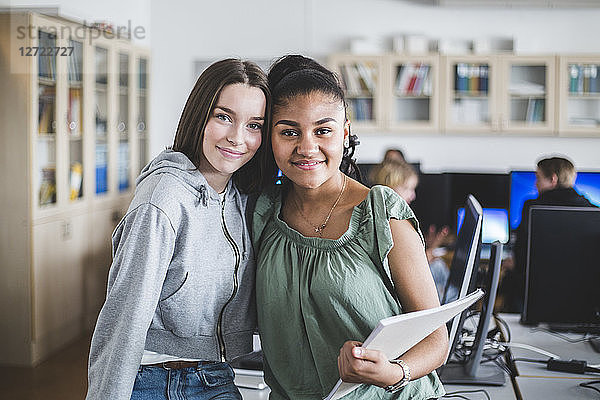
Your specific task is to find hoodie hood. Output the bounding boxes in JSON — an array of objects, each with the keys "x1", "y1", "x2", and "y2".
[
  {"x1": 135, "y1": 149, "x2": 250, "y2": 259},
  {"x1": 136, "y1": 149, "x2": 239, "y2": 207}
]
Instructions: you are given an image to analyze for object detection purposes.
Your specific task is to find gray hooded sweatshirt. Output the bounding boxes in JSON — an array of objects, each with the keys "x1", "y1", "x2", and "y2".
[{"x1": 86, "y1": 149, "x2": 256, "y2": 400}]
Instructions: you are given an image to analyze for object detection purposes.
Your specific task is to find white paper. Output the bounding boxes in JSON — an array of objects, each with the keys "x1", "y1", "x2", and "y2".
[{"x1": 324, "y1": 289, "x2": 484, "y2": 400}]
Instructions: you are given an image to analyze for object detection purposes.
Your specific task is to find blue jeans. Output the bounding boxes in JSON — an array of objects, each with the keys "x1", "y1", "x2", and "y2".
[{"x1": 131, "y1": 362, "x2": 242, "y2": 400}]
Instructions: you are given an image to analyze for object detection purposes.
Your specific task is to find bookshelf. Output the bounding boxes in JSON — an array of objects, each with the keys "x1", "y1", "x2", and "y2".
[
  {"x1": 329, "y1": 54, "x2": 384, "y2": 132},
  {"x1": 328, "y1": 52, "x2": 597, "y2": 137},
  {"x1": 0, "y1": 12, "x2": 150, "y2": 366},
  {"x1": 442, "y1": 55, "x2": 498, "y2": 133},
  {"x1": 499, "y1": 55, "x2": 555, "y2": 135},
  {"x1": 387, "y1": 54, "x2": 441, "y2": 132},
  {"x1": 558, "y1": 55, "x2": 600, "y2": 136}
]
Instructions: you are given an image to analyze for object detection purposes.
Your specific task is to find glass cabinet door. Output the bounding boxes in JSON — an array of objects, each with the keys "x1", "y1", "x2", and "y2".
[
  {"x1": 37, "y1": 29, "x2": 57, "y2": 207},
  {"x1": 67, "y1": 38, "x2": 84, "y2": 201},
  {"x1": 118, "y1": 52, "x2": 130, "y2": 192},
  {"x1": 94, "y1": 46, "x2": 109, "y2": 195},
  {"x1": 559, "y1": 57, "x2": 600, "y2": 136},
  {"x1": 389, "y1": 55, "x2": 439, "y2": 131},
  {"x1": 330, "y1": 56, "x2": 381, "y2": 131},
  {"x1": 501, "y1": 56, "x2": 555, "y2": 134},
  {"x1": 137, "y1": 57, "x2": 148, "y2": 172},
  {"x1": 444, "y1": 57, "x2": 494, "y2": 132}
]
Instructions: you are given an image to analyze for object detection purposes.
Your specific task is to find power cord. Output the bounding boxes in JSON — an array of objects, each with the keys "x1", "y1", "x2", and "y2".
[
  {"x1": 530, "y1": 326, "x2": 600, "y2": 343},
  {"x1": 511, "y1": 356, "x2": 600, "y2": 374},
  {"x1": 579, "y1": 380, "x2": 600, "y2": 395},
  {"x1": 442, "y1": 389, "x2": 491, "y2": 400}
]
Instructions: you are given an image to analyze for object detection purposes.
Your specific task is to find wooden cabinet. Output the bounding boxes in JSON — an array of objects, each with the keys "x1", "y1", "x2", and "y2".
[
  {"x1": 442, "y1": 55, "x2": 498, "y2": 133},
  {"x1": 443, "y1": 55, "x2": 556, "y2": 134},
  {"x1": 558, "y1": 55, "x2": 600, "y2": 137},
  {"x1": 0, "y1": 12, "x2": 150, "y2": 365},
  {"x1": 328, "y1": 52, "x2": 595, "y2": 137},
  {"x1": 387, "y1": 54, "x2": 441, "y2": 132},
  {"x1": 329, "y1": 54, "x2": 384, "y2": 132}
]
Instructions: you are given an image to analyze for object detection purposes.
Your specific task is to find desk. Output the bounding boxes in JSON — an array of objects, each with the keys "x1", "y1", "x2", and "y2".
[
  {"x1": 236, "y1": 373, "x2": 518, "y2": 399},
  {"x1": 500, "y1": 313, "x2": 600, "y2": 399},
  {"x1": 236, "y1": 315, "x2": 600, "y2": 399}
]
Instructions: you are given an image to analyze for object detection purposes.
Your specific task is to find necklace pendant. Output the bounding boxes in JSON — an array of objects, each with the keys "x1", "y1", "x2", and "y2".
[{"x1": 314, "y1": 227, "x2": 321, "y2": 233}]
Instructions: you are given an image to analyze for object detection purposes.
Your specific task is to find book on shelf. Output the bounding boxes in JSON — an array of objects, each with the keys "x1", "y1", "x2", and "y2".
[
  {"x1": 455, "y1": 63, "x2": 469, "y2": 92},
  {"x1": 468, "y1": 65, "x2": 480, "y2": 93},
  {"x1": 69, "y1": 161, "x2": 83, "y2": 200},
  {"x1": 413, "y1": 64, "x2": 430, "y2": 96},
  {"x1": 38, "y1": 86, "x2": 56, "y2": 134},
  {"x1": 118, "y1": 142, "x2": 129, "y2": 191},
  {"x1": 325, "y1": 290, "x2": 484, "y2": 400},
  {"x1": 349, "y1": 98, "x2": 373, "y2": 121},
  {"x1": 568, "y1": 64, "x2": 600, "y2": 95},
  {"x1": 68, "y1": 88, "x2": 82, "y2": 133},
  {"x1": 396, "y1": 63, "x2": 417, "y2": 95},
  {"x1": 355, "y1": 62, "x2": 376, "y2": 94},
  {"x1": 569, "y1": 64, "x2": 580, "y2": 93},
  {"x1": 95, "y1": 144, "x2": 108, "y2": 194},
  {"x1": 590, "y1": 65, "x2": 599, "y2": 93},
  {"x1": 479, "y1": 65, "x2": 489, "y2": 93},
  {"x1": 68, "y1": 40, "x2": 83, "y2": 83},
  {"x1": 38, "y1": 31, "x2": 56, "y2": 80},
  {"x1": 568, "y1": 117, "x2": 599, "y2": 127},
  {"x1": 39, "y1": 166, "x2": 56, "y2": 206}
]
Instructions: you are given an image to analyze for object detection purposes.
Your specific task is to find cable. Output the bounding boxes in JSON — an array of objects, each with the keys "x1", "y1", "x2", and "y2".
[
  {"x1": 579, "y1": 380, "x2": 600, "y2": 395},
  {"x1": 512, "y1": 357, "x2": 549, "y2": 364},
  {"x1": 493, "y1": 313, "x2": 511, "y2": 343},
  {"x1": 443, "y1": 389, "x2": 491, "y2": 400},
  {"x1": 530, "y1": 327, "x2": 600, "y2": 343},
  {"x1": 498, "y1": 342, "x2": 561, "y2": 359},
  {"x1": 590, "y1": 338, "x2": 600, "y2": 354}
]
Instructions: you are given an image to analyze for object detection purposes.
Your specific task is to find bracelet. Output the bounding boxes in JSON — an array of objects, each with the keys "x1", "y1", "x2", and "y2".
[{"x1": 384, "y1": 359, "x2": 411, "y2": 393}]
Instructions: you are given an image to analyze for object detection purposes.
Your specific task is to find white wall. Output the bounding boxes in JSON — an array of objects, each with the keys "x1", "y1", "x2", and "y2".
[
  {"x1": 149, "y1": 0, "x2": 600, "y2": 172},
  {"x1": 5, "y1": 0, "x2": 600, "y2": 171}
]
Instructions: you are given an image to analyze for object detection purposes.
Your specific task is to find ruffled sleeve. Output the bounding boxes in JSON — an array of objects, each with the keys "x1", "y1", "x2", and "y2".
[{"x1": 356, "y1": 185, "x2": 425, "y2": 300}]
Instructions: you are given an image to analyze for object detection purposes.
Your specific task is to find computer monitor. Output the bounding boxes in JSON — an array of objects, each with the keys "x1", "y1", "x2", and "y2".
[
  {"x1": 439, "y1": 241, "x2": 506, "y2": 385},
  {"x1": 458, "y1": 208, "x2": 509, "y2": 244},
  {"x1": 522, "y1": 206, "x2": 600, "y2": 330},
  {"x1": 442, "y1": 195, "x2": 483, "y2": 358},
  {"x1": 509, "y1": 171, "x2": 600, "y2": 230}
]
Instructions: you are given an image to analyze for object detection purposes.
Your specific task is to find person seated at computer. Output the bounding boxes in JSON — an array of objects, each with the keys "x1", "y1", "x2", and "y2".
[
  {"x1": 384, "y1": 148, "x2": 407, "y2": 163},
  {"x1": 370, "y1": 160, "x2": 451, "y2": 300},
  {"x1": 501, "y1": 156, "x2": 597, "y2": 312}
]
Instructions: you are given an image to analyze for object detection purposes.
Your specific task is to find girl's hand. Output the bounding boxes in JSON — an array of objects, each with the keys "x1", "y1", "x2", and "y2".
[{"x1": 337, "y1": 341, "x2": 404, "y2": 388}]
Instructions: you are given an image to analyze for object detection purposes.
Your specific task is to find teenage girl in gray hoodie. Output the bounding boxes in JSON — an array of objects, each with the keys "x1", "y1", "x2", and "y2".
[{"x1": 86, "y1": 59, "x2": 270, "y2": 400}]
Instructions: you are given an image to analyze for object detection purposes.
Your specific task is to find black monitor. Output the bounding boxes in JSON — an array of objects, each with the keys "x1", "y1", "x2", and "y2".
[
  {"x1": 522, "y1": 206, "x2": 600, "y2": 330},
  {"x1": 442, "y1": 195, "x2": 483, "y2": 358},
  {"x1": 439, "y1": 241, "x2": 506, "y2": 385}
]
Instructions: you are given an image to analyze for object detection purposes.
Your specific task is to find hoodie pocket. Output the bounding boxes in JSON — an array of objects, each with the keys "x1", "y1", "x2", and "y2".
[{"x1": 158, "y1": 271, "x2": 221, "y2": 337}]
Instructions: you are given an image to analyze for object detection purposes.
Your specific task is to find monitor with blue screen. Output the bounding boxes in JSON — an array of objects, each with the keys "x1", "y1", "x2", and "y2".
[
  {"x1": 457, "y1": 208, "x2": 509, "y2": 244},
  {"x1": 509, "y1": 171, "x2": 600, "y2": 229}
]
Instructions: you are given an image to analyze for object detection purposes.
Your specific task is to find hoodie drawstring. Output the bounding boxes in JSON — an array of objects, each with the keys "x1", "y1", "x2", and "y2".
[{"x1": 197, "y1": 185, "x2": 209, "y2": 207}]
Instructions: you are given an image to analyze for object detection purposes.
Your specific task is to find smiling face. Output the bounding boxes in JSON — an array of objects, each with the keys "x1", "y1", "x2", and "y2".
[
  {"x1": 271, "y1": 92, "x2": 349, "y2": 190},
  {"x1": 198, "y1": 83, "x2": 266, "y2": 182}
]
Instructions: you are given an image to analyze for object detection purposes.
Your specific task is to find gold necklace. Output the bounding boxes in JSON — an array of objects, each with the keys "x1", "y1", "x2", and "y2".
[{"x1": 292, "y1": 174, "x2": 348, "y2": 237}]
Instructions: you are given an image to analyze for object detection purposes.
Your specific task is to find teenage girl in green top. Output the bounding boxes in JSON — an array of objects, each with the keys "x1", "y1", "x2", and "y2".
[{"x1": 251, "y1": 55, "x2": 448, "y2": 399}]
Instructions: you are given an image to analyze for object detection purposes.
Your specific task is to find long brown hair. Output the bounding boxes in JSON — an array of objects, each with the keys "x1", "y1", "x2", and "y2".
[{"x1": 172, "y1": 58, "x2": 270, "y2": 193}]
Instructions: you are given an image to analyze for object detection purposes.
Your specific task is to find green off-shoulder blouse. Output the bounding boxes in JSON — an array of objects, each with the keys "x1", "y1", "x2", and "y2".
[{"x1": 252, "y1": 185, "x2": 445, "y2": 400}]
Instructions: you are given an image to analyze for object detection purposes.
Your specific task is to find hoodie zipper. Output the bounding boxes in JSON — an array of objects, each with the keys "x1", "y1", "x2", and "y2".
[{"x1": 217, "y1": 195, "x2": 241, "y2": 362}]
